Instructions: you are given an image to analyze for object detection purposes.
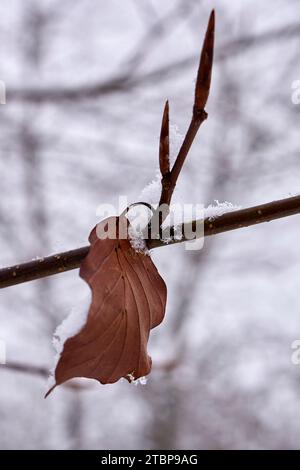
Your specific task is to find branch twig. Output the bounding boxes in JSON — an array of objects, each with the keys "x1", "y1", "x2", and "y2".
[
  {"x1": 150, "y1": 10, "x2": 214, "y2": 238},
  {"x1": 158, "y1": 10, "x2": 215, "y2": 214},
  {"x1": 1, "y1": 194, "x2": 300, "y2": 289}
]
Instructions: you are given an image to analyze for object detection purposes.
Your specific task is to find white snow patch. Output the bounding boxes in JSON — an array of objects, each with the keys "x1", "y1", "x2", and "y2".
[
  {"x1": 169, "y1": 123, "x2": 183, "y2": 165},
  {"x1": 139, "y1": 122, "x2": 183, "y2": 205},
  {"x1": 128, "y1": 224, "x2": 149, "y2": 255},
  {"x1": 125, "y1": 374, "x2": 148, "y2": 385},
  {"x1": 158, "y1": 200, "x2": 240, "y2": 245},
  {"x1": 133, "y1": 376, "x2": 148, "y2": 386},
  {"x1": 48, "y1": 288, "x2": 91, "y2": 388},
  {"x1": 139, "y1": 169, "x2": 161, "y2": 205},
  {"x1": 204, "y1": 200, "x2": 241, "y2": 220}
]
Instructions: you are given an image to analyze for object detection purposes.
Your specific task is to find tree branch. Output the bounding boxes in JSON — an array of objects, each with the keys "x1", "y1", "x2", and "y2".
[
  {"x1": 6, "y1": 22, "x2": 300, "y2": 103},
  {"x1": 1, "y1": 194, "x2": 300, "y2": 289}
]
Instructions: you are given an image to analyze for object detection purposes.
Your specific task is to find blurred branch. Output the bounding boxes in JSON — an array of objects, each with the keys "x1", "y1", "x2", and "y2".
[
  {"x1": 6, "y1": 22, "x2": 300, "y2": 103},
  {"x1": 126, "y1": 0, "x2": 196, "y2": 73},
  {"x1": 1, "y1": 362, "x2": 93, "y2": 390},
  {"x1": 1, "y1": 194, "x2": 300, "y2": 289},
  {"x1": 2, "y1": 361, "x2": 48, "y2": 377}
]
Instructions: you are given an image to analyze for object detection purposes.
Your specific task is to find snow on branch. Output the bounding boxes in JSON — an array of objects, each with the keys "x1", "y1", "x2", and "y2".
[{"x1": 1, "y1": 194, "x2": 300, "y2": 289}]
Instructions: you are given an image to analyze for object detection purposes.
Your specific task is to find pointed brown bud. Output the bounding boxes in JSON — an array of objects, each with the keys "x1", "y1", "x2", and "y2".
[
  {"x1": 159, "y1": 100, "x2": 170, "y2": 177},
  {"x1": 194, "y1": 10, "x2": 215, "y2": 111}
]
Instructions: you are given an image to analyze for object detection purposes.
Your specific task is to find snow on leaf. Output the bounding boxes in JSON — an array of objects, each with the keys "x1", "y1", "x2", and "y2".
[{"x1": 47, "y1": 289, "x2": 91, "y2": 390}]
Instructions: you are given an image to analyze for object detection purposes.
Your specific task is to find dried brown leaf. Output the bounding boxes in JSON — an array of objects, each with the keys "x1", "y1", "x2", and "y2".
[{"x1": 46, "y1": 216, "x2": 167, "y2": 396}]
